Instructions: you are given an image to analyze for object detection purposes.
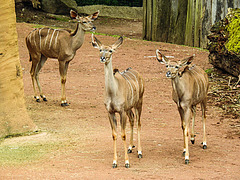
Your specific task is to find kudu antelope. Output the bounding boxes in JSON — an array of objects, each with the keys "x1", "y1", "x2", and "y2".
[
  {"x1": 92, "y1": 35, "x2": 144, "y2": 168},
  {"x1": 156, "y1": 50, "x2": 209, "y2": 164},
  {"x1": 25, "y1": 10, "x2": 99, "y2": 106}
]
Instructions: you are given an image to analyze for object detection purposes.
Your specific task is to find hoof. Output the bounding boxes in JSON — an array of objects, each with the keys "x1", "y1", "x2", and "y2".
[
  {"x1": 191, "y1": 139, "x2": 195, "y2": 144},
  {"x1": 138, "y1": 154, "x2": 142, "y2": 159},
  {"x1": 61, "y1": 103, "x2": 69, "y2": 107},
  {"x1": 203, "y1": 145, "x2": 207, "y2": 149},
  {"x1": 112, "y1": 163, "x2": 117, "y2": 168},
  {"x1": 185, "y1": 159, "x2": 189, "y2": 164},
  {"x1": 34, "y1": 96, "x2": 40, "y2": 102},
  {"x1": 125, "y1": 163, "x2": 130, "y2": 168},
  {"x1": 40, "y1": 95, "x2": 47, "y2": 101},
  {"x1": 128, "y1": 149, "x2": 132, "y2": 153},
  {"x1": 182, "y1": 151, "x2": 186, "y2": 157}
]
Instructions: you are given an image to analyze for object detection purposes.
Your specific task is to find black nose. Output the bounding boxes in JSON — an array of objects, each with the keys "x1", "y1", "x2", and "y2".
[
  {"x1": 100, "y1": 57, "x2": 105, "y2": 62},
  {"x1": 166, "y1": 71, "x2": 171, "y2": 77},
  {"x1": 92, "y1": 26, "x2": 96, "y2": 31}
]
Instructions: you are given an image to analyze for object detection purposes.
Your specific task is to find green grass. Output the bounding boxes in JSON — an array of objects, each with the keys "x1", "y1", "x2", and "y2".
[
  {"x1": 0, "y1": 133, "x2": 64, "y2": 166},
  {"x1": 205, "y1": 68, "x2": 214, "y2": 74},
  {"x1": 55, "y1": 16, "x2": 69, "y2": 22},
  {"x1": 0, "y1": 144, "x2": 47, "y2": 165}
]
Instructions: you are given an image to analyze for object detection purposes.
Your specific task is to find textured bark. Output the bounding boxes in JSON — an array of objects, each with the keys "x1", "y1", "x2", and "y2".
[
  {"x1": 143, "y1": 0, "x2": 240, "y2": 48},
  {"x1": 0, "y1": 0, "x2": 37, "y2": 138},
  {"x1": 207, "y1": 9, "x2": 240, "y2": 77}
]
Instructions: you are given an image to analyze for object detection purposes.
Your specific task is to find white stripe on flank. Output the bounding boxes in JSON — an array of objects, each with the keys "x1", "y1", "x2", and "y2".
[
  {"x1": 124, "y1": 73, "x2": 138, "y2": 90},
  {"x1": 121, "y1": 74, "x2": 134, "y2": 105},
  {"x1": 33, "y1": 30, "x2": 37, "y2": 48},
  {"x1": 45, "y1": 28, "x2": 51, "y2": 48},
  {"x1": 39, "y1": 28, "x2": 43, "y2": 50},
  {"x1": 128, "y1": 71, "x2": 140, "y2": 90},
  {"x1": 49, "y1": 29, "x2": 56, "y2": 49},
  {"x1": 54, "y1": 30, "x2": 59, "y2": 48}
]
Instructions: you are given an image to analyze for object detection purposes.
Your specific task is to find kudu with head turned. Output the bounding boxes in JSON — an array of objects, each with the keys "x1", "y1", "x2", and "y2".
[
  {"x1": 92, "y1": 35, "x2": 144, "y2": 168},
  {"x1": 26, "y1": 10, "x2": 99, "y2": 106},
  {"x1": 156, "y1": 49, "x2": 209, "y2": 164}
]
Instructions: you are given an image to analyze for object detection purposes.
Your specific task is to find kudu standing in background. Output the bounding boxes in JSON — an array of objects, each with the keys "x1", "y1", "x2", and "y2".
[
  {"x1": 156, "y1": 49, "x2": 209, "y2": 164},
  {"x1": 26, "y1": 10, "x2": 99, "y2": 106},
  {"x1": 92, "y1": 35, "x2": 144, "y2": 168}
]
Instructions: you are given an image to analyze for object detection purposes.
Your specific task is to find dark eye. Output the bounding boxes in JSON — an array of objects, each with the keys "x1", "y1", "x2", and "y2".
[
  {"x1": 175, "y1": 66, "x2": 179, "y2": 68},
  {"x1": 109, "y1": 50, "x2": 113, "y2": 53},
  {"x1": 83, "y1": 21, "x2": 87, "y2": 24},
  {"x1": 166, "y1": 65, "x2": 169, "y2": 68},
  {"x1": 100, "y1": 49, "x2": 102, "y2": 52}
]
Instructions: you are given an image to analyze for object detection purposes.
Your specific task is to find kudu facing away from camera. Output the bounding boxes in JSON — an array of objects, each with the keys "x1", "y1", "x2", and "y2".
[
  {"x1": 92, "y1": 35, "x2": 144, "y2": 168},
  {"x1": 156, "y1": 50, "x2": 209, "y2": 164},
  {"x1": 26, "y1": 10, "x2": 99, "y2": 106}
]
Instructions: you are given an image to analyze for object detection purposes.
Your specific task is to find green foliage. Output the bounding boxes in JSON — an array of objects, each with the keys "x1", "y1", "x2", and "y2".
[
  {"x1": 205, "y1": 68, "x2": 213, "y2": 74},
  {"x1": 226, "y1": 13, "x2": 240, "y2": 54},
  {"x1": 75, "y1": 0, "x2": 143, "y2": 7}
]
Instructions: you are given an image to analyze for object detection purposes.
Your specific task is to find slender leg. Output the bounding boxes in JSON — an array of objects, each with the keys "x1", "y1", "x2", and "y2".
[
  {"x1": 59, "y1": 61, "x2": 70, "y2": 106},
  {"x1": 127, "y1": 110, "x2": 134, "y2": 153},
  {"x1": 201, "y1": 99, "x2": 207, "y2": 149},
  {"x1": 120, "y1": 111, "x2": 130, "y2": 168},
  {"x1": 35, "y1": 54, "x2": 48, "y2": 102},
  {"x1": 182, "y1": 107, "x2": 191, "y2": 164},
  {"x1": 30, "y1": 54, "x2": 41, "y2": 102},
  {"x1": 190, "y1": 106, "x2": 196, "y2": 144},
  {"x1": 135, "y1": 100, "x2": 143, "y2": 158},
  {"x1": 178, "y1": 107, "x2": 186, "y2": 157},
  {"x1": 108, "y1": 113, "x2": 118, "y2": 168}
]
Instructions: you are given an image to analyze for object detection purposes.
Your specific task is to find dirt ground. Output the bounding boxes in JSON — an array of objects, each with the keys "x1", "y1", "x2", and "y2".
[{"x1": 0, "y1": 7, "x2": 239, "y2": 179}]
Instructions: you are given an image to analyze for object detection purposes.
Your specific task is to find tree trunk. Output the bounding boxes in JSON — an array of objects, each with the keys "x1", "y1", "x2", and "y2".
[{"x1": 0, "y1": 0, "x2": 37, "y2": 138}]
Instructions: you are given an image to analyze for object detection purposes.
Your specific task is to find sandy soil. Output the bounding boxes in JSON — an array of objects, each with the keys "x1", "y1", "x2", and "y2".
[{"x1": 0, "y1": 15, "x2": 239, "y2": 179}]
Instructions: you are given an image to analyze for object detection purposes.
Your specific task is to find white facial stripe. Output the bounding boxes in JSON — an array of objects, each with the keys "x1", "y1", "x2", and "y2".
[
  {"x1": 54, "y1": 30, "x2": 59, "y2": 48},
  {"x1": 49, "y1": 29, "x2": 56, "y2": 49},
  {"x1": 45, "y1": 28, "x2": 51, "y2": 48}
]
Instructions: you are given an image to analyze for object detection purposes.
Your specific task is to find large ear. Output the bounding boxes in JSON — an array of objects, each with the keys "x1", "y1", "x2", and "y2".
[
  {"x1": 90, "y1": 10, "x2": 100, "y2": 20},
  {"x1": 91, "y1": 34, "x2": 102, "y2": 49},
  {"x1": 156, "y1": 49, "x2": 168, "y2": 64},
  {"x1": 70, "y1": 10, "x2": 78, "y2": 19},
  {"x1": 111, "y1": 36, "x2": 123, "y2": 50},
  {"x1": 179, "y1": 54, "x2": 195, "y2": 67}
]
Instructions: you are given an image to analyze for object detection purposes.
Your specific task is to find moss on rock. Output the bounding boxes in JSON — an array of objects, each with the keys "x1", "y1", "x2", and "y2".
[{"x1": 225, "y1": 9, "x2": 240, "y2": 54}]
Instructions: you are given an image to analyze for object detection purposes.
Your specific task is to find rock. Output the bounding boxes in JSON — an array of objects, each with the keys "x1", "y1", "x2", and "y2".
[
  {"x1": 207, "y1": 8, "x2": 240, "y2": 77},
  {"x1": 41, "y1": 0, "x2": 77, "y2": 15}
]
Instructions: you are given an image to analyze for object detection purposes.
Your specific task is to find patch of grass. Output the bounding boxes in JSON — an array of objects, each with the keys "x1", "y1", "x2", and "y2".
[
  {"x1": 0, "y1": 144, "x2": 48, "y2": 165},
  {"x1": 91, "y1": 32, "x2": 121, "y2": 38},
  {"x1": 0, "y1": 133, "x2": 64, "y2": 166},
  {"x1": 205, "y1": 68, "x2": 214, "y2": 74},
  {"x1": 55, "y1": 16, "x2": 69, "y2": 22}
]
